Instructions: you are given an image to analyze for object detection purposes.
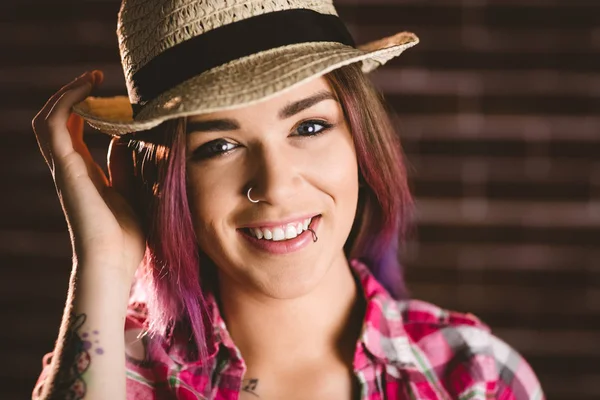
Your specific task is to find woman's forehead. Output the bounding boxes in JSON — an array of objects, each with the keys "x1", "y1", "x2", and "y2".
[{"x1": 187, "y1": 76, "x2": 336, "y2": 123}]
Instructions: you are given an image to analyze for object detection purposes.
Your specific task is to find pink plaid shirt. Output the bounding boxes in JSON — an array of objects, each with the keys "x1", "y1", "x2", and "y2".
[{"x1": 34, "y1": 260, "x2": 544, "y2": 399}]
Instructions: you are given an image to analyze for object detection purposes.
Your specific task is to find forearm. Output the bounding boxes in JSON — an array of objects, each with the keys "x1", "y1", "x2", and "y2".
[{"x1": 36, "y1": 262, "x2": 132, "y2": 400}]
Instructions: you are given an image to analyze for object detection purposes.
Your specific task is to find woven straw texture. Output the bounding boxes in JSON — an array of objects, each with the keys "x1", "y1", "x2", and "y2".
[
  {"x1": 118, "y1": 0, "x2": 338, "y2": 82},
  {"x1": 73, "y1": 0, "x2": 419, "y2": 135}
]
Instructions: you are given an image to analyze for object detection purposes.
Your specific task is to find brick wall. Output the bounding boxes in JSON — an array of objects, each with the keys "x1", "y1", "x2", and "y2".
[{"x1": 1, "y1": 1, "x2": 598, "y2": 399}]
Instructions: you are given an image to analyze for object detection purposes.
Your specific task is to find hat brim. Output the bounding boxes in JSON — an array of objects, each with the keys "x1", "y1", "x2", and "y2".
[{"x1": 73, "y1": 31, "x2": 418, "y2": 136}]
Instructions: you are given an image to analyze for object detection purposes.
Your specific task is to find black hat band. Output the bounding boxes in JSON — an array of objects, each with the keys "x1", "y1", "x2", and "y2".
[{"x1": 130, "y1": 9, "x2": 356, "y2": 115}]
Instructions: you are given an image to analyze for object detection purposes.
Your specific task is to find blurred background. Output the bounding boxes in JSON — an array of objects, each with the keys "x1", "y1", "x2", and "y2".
[{"x1": 1, "y1": 0, "x2": 598, "y2": 398}]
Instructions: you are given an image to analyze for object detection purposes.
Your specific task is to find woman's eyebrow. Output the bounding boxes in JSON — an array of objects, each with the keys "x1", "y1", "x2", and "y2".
[
  {"x1": 186, "y1": 90, "x2": 337, "y2": 134},
  {"x1": 278, "y1": 90, "x2": 337, "y2": 120},
  {"x1": 187, "y1": 118, "x2": 239, "y2": 133}
]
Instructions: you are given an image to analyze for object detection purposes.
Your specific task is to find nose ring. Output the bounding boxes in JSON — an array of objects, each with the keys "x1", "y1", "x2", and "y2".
[{"x1": 247, "y1": 187, "x2": 259, "y2": 203}]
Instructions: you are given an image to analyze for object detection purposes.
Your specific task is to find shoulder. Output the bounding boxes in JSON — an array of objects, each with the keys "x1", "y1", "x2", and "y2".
[
  {"x1": 398, "y1": 298, "x2": 487, "y2": 331},
  {"x1": 397, "y1": 299, "x2": 545, "y2": 400}
]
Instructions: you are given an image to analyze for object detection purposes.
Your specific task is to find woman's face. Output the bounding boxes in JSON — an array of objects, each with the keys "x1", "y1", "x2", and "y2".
[{"x1": 185, "y1": 76, "x2": 359, "y2": 299}]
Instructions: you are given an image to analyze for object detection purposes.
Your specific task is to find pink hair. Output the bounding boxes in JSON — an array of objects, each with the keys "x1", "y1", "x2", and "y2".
[
  {"x1": 327, "y1": 64, "x2": 414, "y2": 298},
  {"x1": 125, "y1": 62, "x2": 414, "y2": 368}
]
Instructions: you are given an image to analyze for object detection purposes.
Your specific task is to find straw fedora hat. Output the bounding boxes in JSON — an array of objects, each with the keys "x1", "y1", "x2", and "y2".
[{"x1": 73, "y1": 0, "x2": 419, "y2": 136}]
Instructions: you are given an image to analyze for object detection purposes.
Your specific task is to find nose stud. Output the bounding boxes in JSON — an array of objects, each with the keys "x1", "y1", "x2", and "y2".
[{"x1": 247, "y1": 187, "x2": 259, "y2": 203}]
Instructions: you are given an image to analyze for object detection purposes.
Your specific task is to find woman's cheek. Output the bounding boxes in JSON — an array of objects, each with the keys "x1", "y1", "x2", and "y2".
[{"x1": 311, "y1": 132, "x2": 358, "y2": 189}]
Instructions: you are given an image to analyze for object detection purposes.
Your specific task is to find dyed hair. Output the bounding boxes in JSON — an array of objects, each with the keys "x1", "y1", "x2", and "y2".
[{"x1": 123, "y1": 62, "x2": 414, "y2": 363}]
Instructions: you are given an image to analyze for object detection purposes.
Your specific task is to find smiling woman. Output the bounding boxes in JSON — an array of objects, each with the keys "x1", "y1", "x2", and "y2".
[
  {"x1": 31, "y1": 0, "x2": 544, "y2": 399},
  {"x1": 117, "y1": 66, "x2": 413, "y2": 380}
]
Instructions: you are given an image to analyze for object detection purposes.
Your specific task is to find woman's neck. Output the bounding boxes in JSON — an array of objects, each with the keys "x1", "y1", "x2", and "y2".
[{"x1": 217, "y1": 255, "x2": 365, "y2": 371}]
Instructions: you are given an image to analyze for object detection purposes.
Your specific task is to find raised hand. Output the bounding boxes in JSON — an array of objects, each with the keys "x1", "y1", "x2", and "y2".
[{"x1": 32, "y1": 71, "x2": 145, "y2": 279}]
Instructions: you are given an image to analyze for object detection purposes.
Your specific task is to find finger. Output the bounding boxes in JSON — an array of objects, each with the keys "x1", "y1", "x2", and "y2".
[
  {"x1": 32, "y1": 69, "x2": 103, "y2": 136},
  {"x1": 42, "y1": 69, "x2": 103, "y2": 120},
  {"x1": 32, "y1": 76, "x2": 95, "y2": 168},
  {"x1": 34, "y1": 71, "x2": 93, "y2": 123},
  {"x1": 108, "y1": 137, "x2": 136, "y2": 206},
  {"x1": 66, "y1": 110, "x2": 84, "y2": 142},
  {"x1": 45, "y1": 80, "x2": 95, "y2": 162},
  {"x1": 91, "y1": 69, "x2": 104, "y2": 86},
  {"x1": 68, "y1": 113, "x2": 109, "y2": 189}
]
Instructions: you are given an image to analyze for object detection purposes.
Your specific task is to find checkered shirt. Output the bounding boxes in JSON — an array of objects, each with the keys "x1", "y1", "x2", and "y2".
[{"x1": 34, "y1": 259, "x2": 544, "y2": 399}]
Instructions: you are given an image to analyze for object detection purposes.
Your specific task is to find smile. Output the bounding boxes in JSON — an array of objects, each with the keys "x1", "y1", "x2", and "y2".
[
  {"x1": 238, "y1": 215, "x2": 321, "y2": 255},
  {"x1": 245, "y1": 217, "x2": 314, "y2": 241}
]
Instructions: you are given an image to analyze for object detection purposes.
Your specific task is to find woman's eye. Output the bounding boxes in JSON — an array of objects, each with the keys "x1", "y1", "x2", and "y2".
[
  {"x1": 193, "y1": 139, "x2": 237, "y2": 160},
  {"x1": 294, "y1": 120, "x2": 333, "y2": 137}
]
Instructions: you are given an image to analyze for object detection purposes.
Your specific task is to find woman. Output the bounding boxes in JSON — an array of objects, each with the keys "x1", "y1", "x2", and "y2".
[{"x1": 31, "y1": 0, "x2": 544, "y2": 399}]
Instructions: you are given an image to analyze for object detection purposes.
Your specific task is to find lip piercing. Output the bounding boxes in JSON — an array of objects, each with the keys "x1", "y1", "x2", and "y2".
[
  {"x1": 307, "y1": 227, "x2": 318, "y2": 242},
  {"x1": 247, "y1": 187, "x2": 259, "y2": 203}
]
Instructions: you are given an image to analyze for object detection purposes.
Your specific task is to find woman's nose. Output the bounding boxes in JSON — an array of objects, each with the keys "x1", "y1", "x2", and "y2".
[{"x1": 248, "y1": 145, "x2": 302, "y2": 205}]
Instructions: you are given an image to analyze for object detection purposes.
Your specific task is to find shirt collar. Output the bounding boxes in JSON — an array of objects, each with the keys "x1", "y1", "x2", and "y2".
[
  {"x1": 161, "y1": 290, "x2": 239, "y2": 367},
  {"x1": 350, "y1": 259, "x2": 419, "y2": 370}
]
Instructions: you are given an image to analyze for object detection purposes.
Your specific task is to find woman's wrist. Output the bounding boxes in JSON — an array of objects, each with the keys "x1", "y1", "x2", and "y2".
[
  {"x1": 74, "y1": 256, "x2": 139, "y2": 285},
  {"x1": 71, "y1": 262, "x2": 135, "y2": 311}
]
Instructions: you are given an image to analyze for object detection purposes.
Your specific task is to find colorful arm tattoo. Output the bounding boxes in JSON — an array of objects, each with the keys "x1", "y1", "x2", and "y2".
[{"x1": 44, "y1": 312, "x2": 104, "y2": 400}]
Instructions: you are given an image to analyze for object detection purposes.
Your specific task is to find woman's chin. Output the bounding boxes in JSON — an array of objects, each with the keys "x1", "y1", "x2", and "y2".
[
  {"x1": 253, "y1": 262, "x2": 326, "y2": 299},
  {"x1": 222, "y1": 255, "x2": 329, "y2": 300}
]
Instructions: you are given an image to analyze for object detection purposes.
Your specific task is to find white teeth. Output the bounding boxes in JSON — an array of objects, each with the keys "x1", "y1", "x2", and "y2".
[
  {"x1": 248, "y1": 217, "x2": 314, "y2": 241},
  {"x1": 272, "y1": 227, "x2": 285, "y2": 241},
  {"x1": 285, "y1": 225, "x2": 298, "y2": 239}
]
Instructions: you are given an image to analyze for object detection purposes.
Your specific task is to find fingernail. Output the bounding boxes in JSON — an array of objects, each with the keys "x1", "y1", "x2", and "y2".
[
  {"x1": 73, "y1": 72, "x2": 93, "y2": 86},
  {"x1": 91, "y1": 70, "x2": 104, "y2": 85}
]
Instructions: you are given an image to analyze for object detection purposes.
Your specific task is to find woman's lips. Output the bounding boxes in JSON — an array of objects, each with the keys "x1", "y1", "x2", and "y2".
[{"x1": 238, "y1": 215, "x2": 321, "y2": 255}]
